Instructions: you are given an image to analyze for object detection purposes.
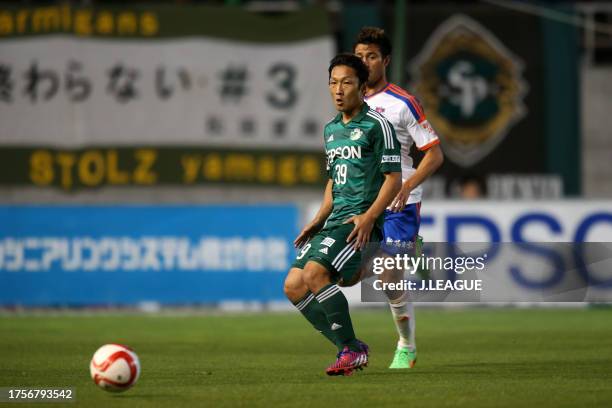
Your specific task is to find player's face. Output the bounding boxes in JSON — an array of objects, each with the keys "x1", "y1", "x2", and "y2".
[
  {"x1": 329, "y1": 65, "x2": 364, "y2": 113},
  {"x1": 354, "y1": 43, "x2": 389, "y2": 86}
]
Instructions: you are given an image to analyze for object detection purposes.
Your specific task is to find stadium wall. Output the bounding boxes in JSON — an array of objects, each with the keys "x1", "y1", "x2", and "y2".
[{"x1": 0, "y1": 201, "x2": 610, "y2": 307}]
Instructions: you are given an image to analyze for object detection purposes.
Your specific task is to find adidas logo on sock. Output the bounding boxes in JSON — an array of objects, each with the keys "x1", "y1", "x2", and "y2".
[
  {"x1": 331, "y1": 323, "x2": 343, "y2": 330},
  {"x1": 319, "y1": 247, "x2": 328, "y2": 254}
]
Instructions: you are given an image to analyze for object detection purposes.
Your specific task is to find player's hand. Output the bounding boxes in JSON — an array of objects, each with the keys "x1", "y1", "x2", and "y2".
[
  {"x1": 344, "y1": 213, "x2": 375, "y2": 251},
  {"x1": 390, "y1": 185, "x2": 410, "y2": 212},
  {"x1": 293, "y1": 220, "x2": 322, "y2": 248}
]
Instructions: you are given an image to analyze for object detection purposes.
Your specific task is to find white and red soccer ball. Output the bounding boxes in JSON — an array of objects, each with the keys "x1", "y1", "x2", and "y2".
[{"x1": 90, "y1": 344, "x2": 140, "y2": 392}]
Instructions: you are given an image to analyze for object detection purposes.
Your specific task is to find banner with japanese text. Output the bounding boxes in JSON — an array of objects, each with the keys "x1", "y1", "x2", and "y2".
[
  {"x1": 0, "y1": 4, "x2": 334, "y2": 190},
  {"x1": 0, "y1": 204, "x2": 298, "y2": 306}
]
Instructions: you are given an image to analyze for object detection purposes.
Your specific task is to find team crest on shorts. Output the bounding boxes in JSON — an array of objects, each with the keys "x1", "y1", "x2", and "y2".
[
  {"x1": 410, "y1": 14, "x2": 528, "y2": 167},
  {"x1": 349, "y1": 128, "x2": 364, "y2": 141},
  {"x1": 321, "y1": 237, "x2": 336, "y2": 247}
]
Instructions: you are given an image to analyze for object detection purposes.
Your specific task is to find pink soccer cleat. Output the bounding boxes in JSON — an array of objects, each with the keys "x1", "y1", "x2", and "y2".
[{"x1": 326, "y1": 346, "x2": 368, "y2": 376}]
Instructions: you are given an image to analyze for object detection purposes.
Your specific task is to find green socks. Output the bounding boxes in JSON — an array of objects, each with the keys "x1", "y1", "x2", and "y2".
[
  {"x1": 315, "y1": 284, "x2": 360, "y2": 352},
  {"x1": 294, "y1": 292, "x2": 342, "y2": 351}
]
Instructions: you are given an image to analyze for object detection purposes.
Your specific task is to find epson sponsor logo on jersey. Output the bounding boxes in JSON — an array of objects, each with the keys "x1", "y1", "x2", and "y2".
[
  {"x1": 326, "y1": 145, "x2": 362, "y2": 161},
  {"x1": 382, "y1": 155, "x2": 401, "y2": 163}
]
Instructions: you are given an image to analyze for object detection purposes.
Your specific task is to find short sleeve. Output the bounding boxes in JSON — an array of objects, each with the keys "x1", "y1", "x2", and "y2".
[
  {"x1": 323, "y1": 127, "x2": 333, "y2": 179},
  {"x1": 325, "y1": 156, "x2": 332, "y2": 179},
  {"x1": 371, "y1": 116, "x2": 401, "y2": 174},
  {"x1": 402, "y1": 98, "x2": 440, "y2": 151}
]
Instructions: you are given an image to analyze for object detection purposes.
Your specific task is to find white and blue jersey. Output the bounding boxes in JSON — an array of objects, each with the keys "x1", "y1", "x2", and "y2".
[{"x1": 365, "y1": 83, "x2": 439, "y2": 245}]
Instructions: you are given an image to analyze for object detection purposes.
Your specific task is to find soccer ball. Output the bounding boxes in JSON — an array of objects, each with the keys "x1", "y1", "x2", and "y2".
[{"x1": 89, "y1": 344, "x2": 140, "y2": 392}]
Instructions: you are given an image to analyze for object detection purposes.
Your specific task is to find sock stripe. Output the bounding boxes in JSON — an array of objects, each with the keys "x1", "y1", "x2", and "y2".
[
  {"x1": 316, "y1": 289, "x2": 339, "y2": 303},
  {"x1": 297, "y1": 293, "x2": 314, "y2": 306},
  {"x1": 316, "y1": 284, "x2": 339, "y2": 300},
  {"x1": 316, "y1": 285, "x2": 340, "y2": 303},
  {"x1": 296, "y1": 300, "x2": 311, "y2": 311},
  {"x1": 318, "y1": 287, "x2": 339, "y2": 301},
  {"x1": 317, "y1": 284, "x2": 338, "y2": 298},
  {"x1": 295, "y1": 293, "x2": 314, "y2": 311},
  {"x1": 316, "y1": 288, "x2": 340, "y2": 302},
  {"x1": 296, "y1": 293, "x2": 314, "y2": 310}
]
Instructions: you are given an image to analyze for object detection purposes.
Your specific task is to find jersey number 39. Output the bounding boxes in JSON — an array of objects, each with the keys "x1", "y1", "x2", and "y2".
[{"x1": 334, "y1": 164, "x2": 347, "y2": 185}]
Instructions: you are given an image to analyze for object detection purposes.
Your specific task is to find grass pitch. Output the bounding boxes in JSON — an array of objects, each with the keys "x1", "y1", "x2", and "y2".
[{"x1": 1, "y1": 308, "x2": 611, "y2": 408}]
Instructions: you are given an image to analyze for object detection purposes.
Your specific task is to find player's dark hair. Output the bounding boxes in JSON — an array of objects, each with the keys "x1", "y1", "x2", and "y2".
[
  {"x1": 353, "y1": 26, "x2": 392, "y2": 58},
  {"x1": 328, "y1": 53, "x2": 369, "y2": 87}
]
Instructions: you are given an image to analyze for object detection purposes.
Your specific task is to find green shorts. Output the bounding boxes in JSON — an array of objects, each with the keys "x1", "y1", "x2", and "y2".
[{"x1": 291, "y1": 223, "x2": 382, "y2": 283}]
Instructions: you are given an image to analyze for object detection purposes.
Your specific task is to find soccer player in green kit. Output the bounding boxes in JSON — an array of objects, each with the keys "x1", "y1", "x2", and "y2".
[{"x1": 283, "y1": 54, "x2": 402, "y2": 376}]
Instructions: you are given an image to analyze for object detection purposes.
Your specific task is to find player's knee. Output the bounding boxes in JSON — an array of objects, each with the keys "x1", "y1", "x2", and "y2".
[
  {"x1": 283, "y1": 269, "x2": 307, "y2": 301},
  {"x1": 302, "y1": 262, "x2": 331, "y2": 291},
  {"x1": 301, "y1": 265, "x2": 318, "y2": 286},
  {"x1": 282, "y1": 280, "x2": 301, "y2": 300}
]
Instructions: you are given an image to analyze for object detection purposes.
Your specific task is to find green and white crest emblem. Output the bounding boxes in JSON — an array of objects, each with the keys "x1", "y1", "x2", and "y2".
[
  {"x1": 350, "y1": 128, "x2": 364, "y2": 141},
  {"x1": 410, "y1": 14, "x2": 528, "y2": 167}
]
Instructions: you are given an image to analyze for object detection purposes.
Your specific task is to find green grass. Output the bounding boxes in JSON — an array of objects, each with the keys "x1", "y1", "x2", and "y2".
[{"x1": 1, "y1": 308, "x2": 612, "y2": 408}]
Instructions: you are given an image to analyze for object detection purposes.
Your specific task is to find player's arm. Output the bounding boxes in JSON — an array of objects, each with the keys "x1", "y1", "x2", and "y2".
[
  {"x1": 390, "y1": 143, "x2": 443, "y2": 212},
  {"x1": 345, "y1": 171, "x2": 401, "y2": 250},
  {"x1": 294, "y1": 179, "x2": 333, "y2": 248},
  {"x1": 390, "y1": 101, "x2": 444, "y2": 212}
]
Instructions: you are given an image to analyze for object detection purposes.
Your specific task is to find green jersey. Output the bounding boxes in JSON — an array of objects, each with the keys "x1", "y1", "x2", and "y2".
[{"x1": 323, "y1": 103, "x2": 401, "y2": 230}]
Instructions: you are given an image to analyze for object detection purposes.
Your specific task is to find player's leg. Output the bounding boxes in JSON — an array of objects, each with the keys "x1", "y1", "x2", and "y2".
[
  {"x1": 302, "y1": 260, "x2": 360, "y2": 352},
  {"x1": 383, "y1": 204, "x2": 420, "y2": 368},
  {"x1": 302, "y1": 260, "x2": 366, "y2": 376},
  {"x1": 285, "y1": 238, "x2": 341, "y2": 350},
  {"x1": 301, "y1": 224, "x2": 374, "y2": 375},
  {"x1": 388, "y1": 300, "x2": 416, "y2": 369}
]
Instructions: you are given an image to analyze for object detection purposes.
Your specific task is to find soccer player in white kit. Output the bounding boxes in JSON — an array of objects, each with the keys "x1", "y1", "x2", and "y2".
[{"x1": 354, "y1": 27, "x2": 444, "y2": 369}]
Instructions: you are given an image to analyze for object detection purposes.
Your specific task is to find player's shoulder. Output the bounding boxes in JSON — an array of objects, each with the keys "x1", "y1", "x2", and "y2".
[
  {"x1": 363, "y1": 107, "x2": 397, "y2": 149},
  {"x1": 363, "y1": 107, "x2": 396, "y2": 147},
  {"x1": 363, "y1": 106, "x2": 393, "y2": 132},
  {"x1": 324, "y1": 115, "x2": 341, "y2": 132},
  {"x1": 384, "y1": 83, "x2": 419, "y2": 103},
  {"x1": 383, "y1": 83, "x2": 426, "y2": 121}
]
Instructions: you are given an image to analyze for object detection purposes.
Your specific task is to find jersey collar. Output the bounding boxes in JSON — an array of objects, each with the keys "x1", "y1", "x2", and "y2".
[
  {"x1": 333, "y1": 102, "x2": 370, "y2": 124},
  {"x1": 364, "y1": 83, "x2": 390, "y2": 100}
]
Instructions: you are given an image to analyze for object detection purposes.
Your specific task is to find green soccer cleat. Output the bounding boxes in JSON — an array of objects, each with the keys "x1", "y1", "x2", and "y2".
[{"x1": 389, "y1": 347, "x2": 417, "y2": 369}]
